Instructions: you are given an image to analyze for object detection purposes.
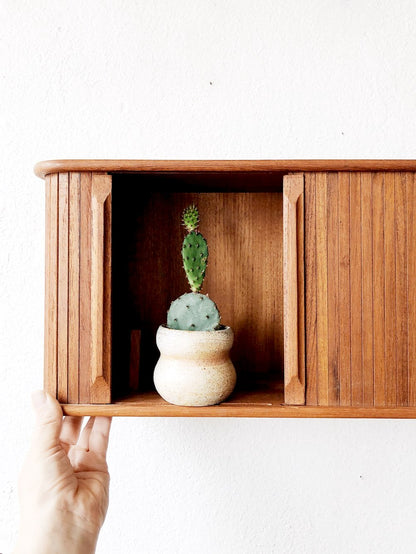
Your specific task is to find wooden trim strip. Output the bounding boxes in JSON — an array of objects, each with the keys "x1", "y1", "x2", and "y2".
[
  {"x1": 296, "y1": 181, "x2": 305, "y2": 404},
  {"x1": 60, "y1": 400, "x2": 416, "y2": 419},
  {"x1": 283, "y1": 174, "x2": 305, "y2": 405},
  {"x1": 34, "y1": 159, "x2": 416, "y2": 179}
]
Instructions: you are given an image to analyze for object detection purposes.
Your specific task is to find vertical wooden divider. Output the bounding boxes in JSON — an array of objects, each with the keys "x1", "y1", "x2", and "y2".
[
  {"x1": 297, "y1": 180, "x2": 305, "y2": 404},
  {"x1": 283, "y1": 174, "x2": 305, "y2": 405},
  {"x1": 90, "y1": 174, "x2": 112, "y2": 403}
]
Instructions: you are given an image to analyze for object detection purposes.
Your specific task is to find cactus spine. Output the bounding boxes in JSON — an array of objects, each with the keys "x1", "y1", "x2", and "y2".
[{"x1": 167, "y1": 205, "x2": 220, "y2": 331}]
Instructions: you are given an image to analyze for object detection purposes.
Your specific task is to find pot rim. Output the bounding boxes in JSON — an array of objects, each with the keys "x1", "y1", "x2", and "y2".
[{"x1": 158, "y1": 324, "x2": 232, "y2": 334}]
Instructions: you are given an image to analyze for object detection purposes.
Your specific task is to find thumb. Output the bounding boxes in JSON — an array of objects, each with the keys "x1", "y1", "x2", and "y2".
[{"x1": 31, "y1": 390, "x2": 63, "y2": 450}]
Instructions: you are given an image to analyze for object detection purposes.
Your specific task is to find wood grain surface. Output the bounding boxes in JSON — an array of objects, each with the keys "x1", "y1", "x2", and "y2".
[
  {"x1": 44, "y1": 172, "x2": 112, "y2": 404},
  {"x1": 35, "y1": 159, "x2": 416, "y2": 179},
  {"x1": 42, "y1": 165, "x2": 416, "y2": 416}
]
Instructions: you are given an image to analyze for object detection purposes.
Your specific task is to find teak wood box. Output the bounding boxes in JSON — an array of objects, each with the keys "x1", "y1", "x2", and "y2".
[{"x1": 35, "y1": 159, "x2": 416, "y2": 418}]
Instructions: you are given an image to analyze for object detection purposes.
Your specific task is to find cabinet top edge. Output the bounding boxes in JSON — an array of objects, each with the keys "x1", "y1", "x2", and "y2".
[{"x1": 34, "y1": 159, "x2": 416, "y2": 179}]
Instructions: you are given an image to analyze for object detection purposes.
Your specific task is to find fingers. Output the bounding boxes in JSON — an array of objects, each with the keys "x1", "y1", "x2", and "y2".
[
  {"x1": 77, "y1": 416, "x2": 95, "y2": 451},
  {"x1": 60, "y1": 416, "x2": 84, "y2": 454},
  {"x1": 89, "y1": 417, "x2": 112, "y2": 457},
  {"x1": 31, "y1": 390, "x2": 64, "y2": 451},
  {"x1": 75, "y1": 417, "x2": 112, "y2": 457}
]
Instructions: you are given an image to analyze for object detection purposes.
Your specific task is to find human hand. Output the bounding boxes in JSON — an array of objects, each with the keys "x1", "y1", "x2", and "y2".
[{"x1": 14, "y1": 391, "x2": 111, "y2": 554}]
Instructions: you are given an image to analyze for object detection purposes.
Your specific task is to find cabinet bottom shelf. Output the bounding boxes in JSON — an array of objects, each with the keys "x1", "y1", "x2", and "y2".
[{"x1": 60, "y1": 383, "x2": 416, "y2": 418}]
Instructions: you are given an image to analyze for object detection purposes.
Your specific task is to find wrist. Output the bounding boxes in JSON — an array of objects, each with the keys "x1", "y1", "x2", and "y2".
[{"x1": 14, "y1": 514, "x2": 98, "y2": 554}]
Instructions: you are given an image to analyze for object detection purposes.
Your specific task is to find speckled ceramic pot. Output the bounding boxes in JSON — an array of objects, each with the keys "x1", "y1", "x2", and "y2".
[{"x1": 153, "y1": 325, "x2": 236, "y2": 407}]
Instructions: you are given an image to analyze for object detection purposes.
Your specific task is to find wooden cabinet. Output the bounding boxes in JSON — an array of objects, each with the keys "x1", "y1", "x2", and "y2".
[{"x1": 35, "y1": 160, "x2": 416, "y2": 418}]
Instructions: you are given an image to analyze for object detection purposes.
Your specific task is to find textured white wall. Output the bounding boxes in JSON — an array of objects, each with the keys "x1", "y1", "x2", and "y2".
[{"x1": 2, "y1": 1, "x2": 416, "y2": 552}]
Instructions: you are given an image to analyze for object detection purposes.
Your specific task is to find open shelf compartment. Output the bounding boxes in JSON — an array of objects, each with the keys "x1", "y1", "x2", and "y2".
[{"x1": 111, "y1": 171, "x2": 287, "y2": 412}]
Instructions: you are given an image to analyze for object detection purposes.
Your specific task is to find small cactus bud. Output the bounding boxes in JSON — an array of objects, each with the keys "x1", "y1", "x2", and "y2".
[{"x1": 182, "y1": 205, "x2": 200, "y2": 233}]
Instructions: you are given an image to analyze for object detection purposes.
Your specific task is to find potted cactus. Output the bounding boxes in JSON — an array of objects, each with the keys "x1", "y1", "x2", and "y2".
[{"x1": 153, "y1": 205, "x2": 236, "y2": 407}]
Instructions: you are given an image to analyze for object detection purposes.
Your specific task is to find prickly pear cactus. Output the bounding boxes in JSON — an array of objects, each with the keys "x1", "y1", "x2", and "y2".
[
  {"x1": 166, "y1": 205, "x2": 222, "y2": 331},
  {"x1": 167, "y1": 293, "x2": 220, "y2": 331},
  {"x1": 181, "y1": 206, "x2": 208, "y2": 293}
]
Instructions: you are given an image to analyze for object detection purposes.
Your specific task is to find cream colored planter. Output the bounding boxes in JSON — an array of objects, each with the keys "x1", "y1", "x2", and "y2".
[{"x1": 154, "y1": 325, "x2": 236, "y2": 407}]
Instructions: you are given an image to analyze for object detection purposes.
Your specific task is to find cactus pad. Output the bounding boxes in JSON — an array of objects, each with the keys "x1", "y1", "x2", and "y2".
[
  {"x1": 167, "y1": 293, "x2": 220, "y2": 331},
  {"x1": 182, "y1": 231, "x2": 208, "y2": 293}
]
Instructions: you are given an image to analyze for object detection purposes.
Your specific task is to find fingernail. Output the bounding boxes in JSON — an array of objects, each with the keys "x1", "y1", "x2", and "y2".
[{"x1": 31, "y1": 390, "x2": 47, "y2": 411}]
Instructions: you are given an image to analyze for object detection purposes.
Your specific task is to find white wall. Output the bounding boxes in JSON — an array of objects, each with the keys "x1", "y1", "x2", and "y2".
[{"x1": 2, "y1": 1, "x2": 416, "y2": 552}]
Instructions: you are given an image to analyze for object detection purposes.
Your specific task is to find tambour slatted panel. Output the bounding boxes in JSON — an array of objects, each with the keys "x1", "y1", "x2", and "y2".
[
  {"x1": 305, "y1": 171, "x2": 416, "y2": 407},
  {"x1": 44, "y1": 172, "x2": 111, "y2": 404}
]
